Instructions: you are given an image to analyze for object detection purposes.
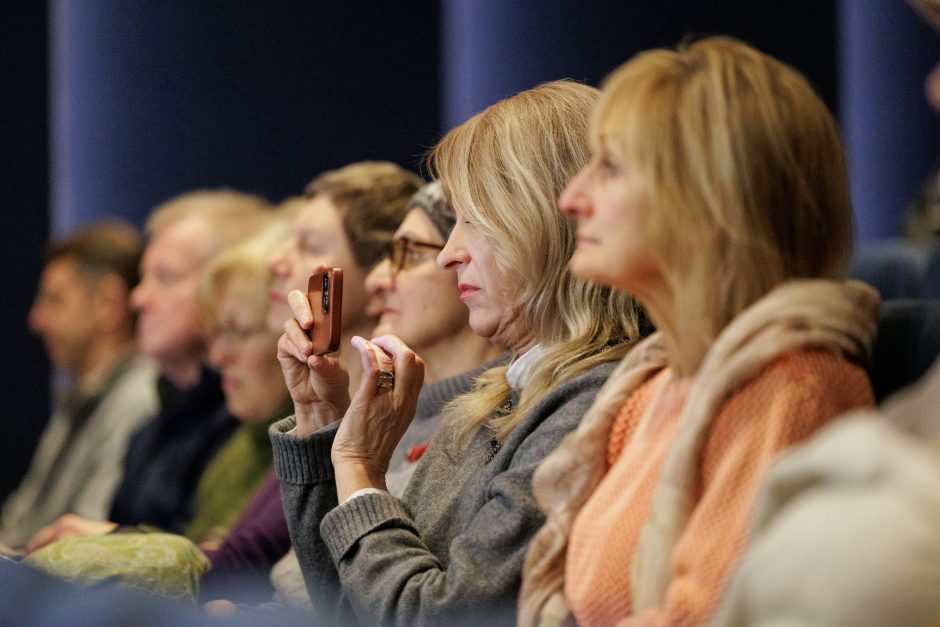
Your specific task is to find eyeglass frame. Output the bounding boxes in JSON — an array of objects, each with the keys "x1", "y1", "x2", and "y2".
[
  {"x1": 207, "y1": 322, "x2": 273, "y2": 349},
  {"x1": 388, "y1": 236, "x2": 445, "y2": 275}
]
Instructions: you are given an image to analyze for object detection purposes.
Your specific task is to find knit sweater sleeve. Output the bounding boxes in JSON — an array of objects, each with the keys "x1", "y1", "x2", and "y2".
[
  {"x1": 639, "y1": 350, "x2": 875, "y2": 626},
  {"x1": 317, "y1": 369, "x2": 609, "y2": 626},
  {"x1": 268, "y1": 416, "x2": 342, "y2": 613}
]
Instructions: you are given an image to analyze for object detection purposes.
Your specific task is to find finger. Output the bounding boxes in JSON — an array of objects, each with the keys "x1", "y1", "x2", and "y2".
[
  {"x1": 368, "y1": 341, "x2": 395, "y2": 373},
  {"x1": 287, "y1": 289, "x2": 314, "y2": 329},
  {"x1": 371, "y1": 335, "x2": 424, "y2": 395},
  {"x1": 350, "y1": 336, "x2": 383, "y2": 400},
  {"x1": 26, "y1": 524, "x2": 58, "y2": 553},
  {"x1": 282, "y1": 319, "x2": 314, "y2": 359}
]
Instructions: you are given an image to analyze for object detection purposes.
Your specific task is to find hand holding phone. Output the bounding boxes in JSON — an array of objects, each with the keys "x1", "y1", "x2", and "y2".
[{"x1": 307, "y1": 268, "x2": 343, "y2": 355}]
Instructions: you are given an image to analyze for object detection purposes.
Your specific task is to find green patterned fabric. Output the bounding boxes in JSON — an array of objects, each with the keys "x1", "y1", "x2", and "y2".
[
  {"x1": 24, "y1": 532, "x2": 210, "y2": 602},
  {"x1": 183, "y1": 403, "x2": 289, "y2": 543}
]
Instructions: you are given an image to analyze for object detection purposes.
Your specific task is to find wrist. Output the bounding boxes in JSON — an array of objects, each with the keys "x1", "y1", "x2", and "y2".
[
  {"x1": 292, "y1": 402, "x2": 343, "y2": 435},
  {"x1": 332, "y1": 458, "x2": 388, "y2": 503}
]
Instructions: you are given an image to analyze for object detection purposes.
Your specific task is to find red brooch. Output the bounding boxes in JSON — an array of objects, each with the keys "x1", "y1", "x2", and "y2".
[{"x1": 406, "y1": 441, "x2": 430, "y2": 463}]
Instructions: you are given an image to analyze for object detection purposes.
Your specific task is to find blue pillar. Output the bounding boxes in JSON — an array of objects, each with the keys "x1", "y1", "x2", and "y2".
[
  {"x1": 840, "y1": 0, "x2": 940, "y2": 243},
  {"x1": 48, "y1": 0, "x2": 440, "y2": 233},
  {"x1": 440, "y1": 0, "x2": 645, "y2": 129}
]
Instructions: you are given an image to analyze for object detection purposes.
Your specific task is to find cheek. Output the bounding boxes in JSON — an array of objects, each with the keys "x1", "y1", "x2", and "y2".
[{"x1": 238, "y1": 351, "x2": 280, "y2": 389}]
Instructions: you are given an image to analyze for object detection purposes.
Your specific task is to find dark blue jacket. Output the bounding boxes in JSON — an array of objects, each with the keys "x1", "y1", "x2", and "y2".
[{"x1": 108, "y1": 367, "x2": 237, "y2": 534}]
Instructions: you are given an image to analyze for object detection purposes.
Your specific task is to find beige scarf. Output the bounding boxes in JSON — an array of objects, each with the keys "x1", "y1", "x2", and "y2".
[{"x1": 518, "y1": 280, "x2": 880, "y2": 626}]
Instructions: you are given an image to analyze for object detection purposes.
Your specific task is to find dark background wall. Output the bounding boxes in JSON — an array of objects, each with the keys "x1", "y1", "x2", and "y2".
[{"x1": 2, "y1": 0, "x2": 938, "y2": 503}]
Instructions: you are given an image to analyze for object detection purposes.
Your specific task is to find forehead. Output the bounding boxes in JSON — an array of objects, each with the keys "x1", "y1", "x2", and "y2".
[
  {"x1": 294, "y1": 195, "x2": 345, "y2": 239},
  {"x1": 41, "y1": 257, "x2": 85, "y2": 292},
  {"x1": 213, "y1": 275, "x2": 267, "y2": 321},
  {"x1": 395, "y1": 208, "x2": 442, "y2": 243},
  {"x1": 143, "y1": 215, "x2": 210, "y2": 269}
]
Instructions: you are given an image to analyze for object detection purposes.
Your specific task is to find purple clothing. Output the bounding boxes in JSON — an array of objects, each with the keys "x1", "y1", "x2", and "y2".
[{"x1": 199, "y1": 471, "x2": 290, "y2": 603}]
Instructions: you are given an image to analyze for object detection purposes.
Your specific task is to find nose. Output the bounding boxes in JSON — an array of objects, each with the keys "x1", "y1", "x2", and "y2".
[
  {"x1": 27, "y1": 301, "x2": 45, "y2": 334},
  {"x1": 207, "y1": 334, "x2": 232, "y2": 369},
  {"x1": 266, "y1": 239, "x2": 291, "y2": 279},
  {"x1": 129, "y1": 279, "x2": 149, "y2": 312},
  {"x1": 558, "y1": 165, "x2": 593, "y2": 219},
  {"x1": 365, "y1": 257, "x2": 394, "y2": 296},
  {"x1": 437, "y1": 223, "x2": 470, "y2": 271}
]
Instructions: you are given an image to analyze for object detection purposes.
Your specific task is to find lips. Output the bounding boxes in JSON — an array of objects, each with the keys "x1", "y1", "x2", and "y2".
[
  {"x1": 268, "y1": 290, "x2": 286, "y2": 304},
  {"x1": 458, "y1": 283, "x2": 480, "y2": 301},
  {"x1": 221, "y1": 375, "x2": 241, "y2": 394}
]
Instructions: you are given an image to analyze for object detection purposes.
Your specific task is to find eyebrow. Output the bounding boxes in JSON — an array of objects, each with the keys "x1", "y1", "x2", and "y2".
[
  {"x1": 396, "y1": 230, "x2": 442, "y2": 243},
  {"x1": 296, "y1": 228, "x2": 324, "y2": 241}
]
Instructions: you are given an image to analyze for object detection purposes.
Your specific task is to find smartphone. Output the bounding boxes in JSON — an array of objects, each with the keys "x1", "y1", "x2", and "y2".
[{"x1": 307, "y1": 268, "x2": 343, "y2": 355}]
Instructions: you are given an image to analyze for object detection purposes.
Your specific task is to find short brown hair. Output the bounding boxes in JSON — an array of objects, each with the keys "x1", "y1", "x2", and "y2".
[
  {"x1": 46, "y1": 220, "x2": 144, "y2": 291},
  {"x1": 304, "y1": 161, "x2": 423, "y2": 267}
]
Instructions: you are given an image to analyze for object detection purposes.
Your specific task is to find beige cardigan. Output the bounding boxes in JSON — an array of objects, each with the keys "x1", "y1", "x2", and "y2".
[{"x1": 518, "y1": 280, "x2": 880, "y2": 626}]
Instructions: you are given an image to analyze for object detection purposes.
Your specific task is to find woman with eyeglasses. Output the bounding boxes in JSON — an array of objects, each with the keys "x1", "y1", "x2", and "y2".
[
  {"x1": 272, "y1": 81, "x2": 647, "y2": 625},
  {"x1": 268, "y1": 181, "x2": 506, "y2": 612}
]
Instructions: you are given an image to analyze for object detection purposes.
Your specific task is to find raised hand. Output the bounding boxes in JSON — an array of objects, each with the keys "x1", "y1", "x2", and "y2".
[
  {"x1": 331, "y1": 334, "x2": 425, "y2": 501},
  {"x1": 277, "y1": 274, "x2": 351, "y2": 435}
]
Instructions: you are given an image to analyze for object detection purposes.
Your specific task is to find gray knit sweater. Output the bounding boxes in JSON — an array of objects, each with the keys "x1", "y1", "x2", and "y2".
[{"x1": 270, "y1": 360, "x2": 617, "y2": 626}]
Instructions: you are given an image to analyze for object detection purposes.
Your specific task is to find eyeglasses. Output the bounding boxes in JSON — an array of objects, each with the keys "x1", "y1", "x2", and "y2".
[
  {"x1": 208, "y1": 323, "x2": 271, "y2": 348},
  {"x1": 389, "y1": 236, "x2": 444, "y2": 275}
]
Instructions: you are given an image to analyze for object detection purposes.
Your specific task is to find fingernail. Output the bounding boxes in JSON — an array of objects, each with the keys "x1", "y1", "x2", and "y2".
[{"x1": 350, "y1": 336, "x2": 366, "y2": 350}]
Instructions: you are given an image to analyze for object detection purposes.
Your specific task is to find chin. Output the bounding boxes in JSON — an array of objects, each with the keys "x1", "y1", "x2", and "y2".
[
  {"x1": 372, "y1": 322, "x2": 396, "y2": 338},
  {"x1": 266, "y1": 304, "x2": 289, "y2": 332}
]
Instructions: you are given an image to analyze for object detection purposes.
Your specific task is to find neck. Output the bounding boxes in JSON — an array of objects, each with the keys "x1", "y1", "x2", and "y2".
[
  {"x1": 160, "y1": 355, "x2": 204, "y2": 390},
  {"x1": 635, "y1": 281, "x2": 708, "y2": 378},
  {"x1": 75, "y1": 335, "x2": 135, "y2": 391},
  {"x1": 509, "y1": 332, "x2": 536, "y2": 361},
  {"x1": 418, "y1": 328, "x2": 504, "y2": 385}
]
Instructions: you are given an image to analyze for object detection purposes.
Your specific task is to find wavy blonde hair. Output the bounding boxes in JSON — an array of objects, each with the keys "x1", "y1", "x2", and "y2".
[
  {"x1": 198, "y1": 203, "x2": 293, "y2": 332},
  {"x1": 596, "y1": 36, "x2": 853, "y2": 349},
  {"x1": 428, "y1": 80, "x2": 647, "y2": 445}
]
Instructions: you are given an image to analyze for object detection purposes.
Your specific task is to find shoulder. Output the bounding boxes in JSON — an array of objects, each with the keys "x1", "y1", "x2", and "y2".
[
  {"x1": 529, "y1": 360, "x2": 619, "y2": 417},
  {"x1": 506, "y1": 360, "x2": 620, "y2": 464},
  {"x1": 720, "y1": 348, "x2": 874, "y2": 439},
  {"x1": 93, "y1": 357, "x2": 160, "y2": 428},
  {"x1": 748, "y1": 348, "x2": 871, "y2": 406}
]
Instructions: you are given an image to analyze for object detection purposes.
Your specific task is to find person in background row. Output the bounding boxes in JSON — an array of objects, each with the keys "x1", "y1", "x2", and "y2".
[
  {"x1": 0, "y1": 221, "x2": 159, "y2": 551},
  {"x1": 520, "y1": 36, "x2": 878, "y2": 626},
  {"x1": 27, "y1": 190, "x2": 276, "y2": 544},
  {"x1": 266, "y1": 161, "x2": 423, "y2": 395},
  {"x1": 200, "y1": 164, "x2": 422, "y2": 605},
  {"x1": 22, "y1": 217, "x2": 295, "y2": 604},
  {"x1": 272, "y1": 81, "x2": 646, "y2": 625},
  {"x1": 267, "y1": 181, "x2": 506, "y2": 612}
]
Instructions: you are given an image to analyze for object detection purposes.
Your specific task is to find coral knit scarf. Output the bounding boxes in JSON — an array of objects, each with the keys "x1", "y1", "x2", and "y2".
[{"x1": 518, "y1": 279, "x2": 880, "y2": 626}]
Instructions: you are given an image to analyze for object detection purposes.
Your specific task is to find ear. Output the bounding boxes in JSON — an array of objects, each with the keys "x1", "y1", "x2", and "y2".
[{"x1": 91, "y1": 273, "x2": 133, "y2": 335}]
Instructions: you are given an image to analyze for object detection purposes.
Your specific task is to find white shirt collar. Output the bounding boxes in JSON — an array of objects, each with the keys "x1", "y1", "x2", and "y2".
[{"x1": 505, "y1": 343, "x2": 545, "y2": 394}]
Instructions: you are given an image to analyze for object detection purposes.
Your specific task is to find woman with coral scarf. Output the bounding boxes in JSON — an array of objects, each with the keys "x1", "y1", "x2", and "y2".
[{"x1": 520, "y1": 36, "x2": 879, "y2": 627}]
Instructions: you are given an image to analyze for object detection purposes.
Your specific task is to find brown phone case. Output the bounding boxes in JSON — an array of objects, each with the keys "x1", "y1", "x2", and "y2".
[{"x1": 307, "y1": 268, "x2": 343, "y2": 355}]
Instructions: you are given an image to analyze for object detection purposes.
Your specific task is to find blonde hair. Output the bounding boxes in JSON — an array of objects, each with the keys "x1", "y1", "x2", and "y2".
[
  {"x1": 198, "y1": 205, "x2": 292, "y2": 330},
  {"x1": 597, "y1": 36, "x2": 853, "y2": 347},
  {"x1": 429, "y1": 80, "x2": 647, "y2": 445},
  {"x1": 305, "y1": 161, "x2": 423, "y2": 267},
  {"x1": 146, "y1": 189, "x2": 275, "y2": 263}
]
